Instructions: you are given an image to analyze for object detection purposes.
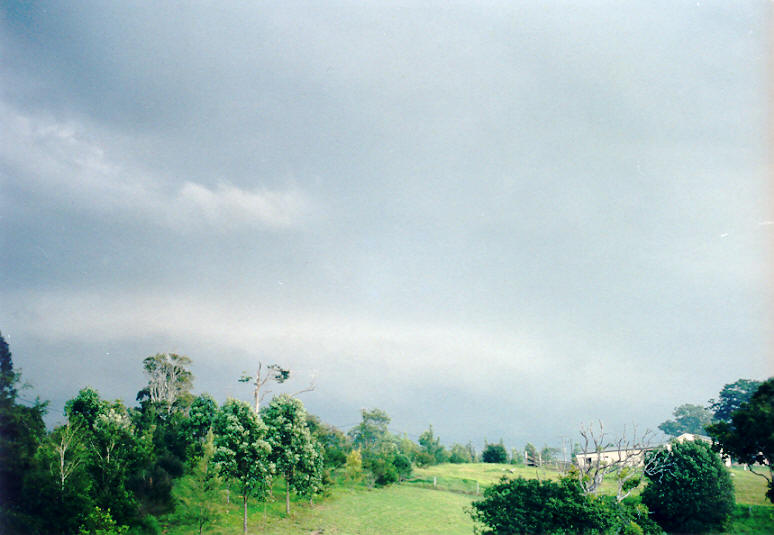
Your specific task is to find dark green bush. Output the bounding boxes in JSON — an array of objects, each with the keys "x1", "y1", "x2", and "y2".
[
  {"x1": 481, "y1": 444, "x2": 508, "y2": 464},
  {"x1": 641, "y1": 440, "x2": 734, "y2": 533},
  {"x1": 392, "y1": 454, "x2": 412, "y2": 481},
  {"x1": 370, "y1": 458, "x2": 398, "y2": 486},
  {"x1": 470, "y1": 476, "x2": 662, "y2": 535}
]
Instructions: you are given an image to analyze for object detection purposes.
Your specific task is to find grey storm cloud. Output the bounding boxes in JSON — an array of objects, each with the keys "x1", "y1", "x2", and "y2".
[{"x1": 1, "y1": 1, "x2": 771, "y2": 447}]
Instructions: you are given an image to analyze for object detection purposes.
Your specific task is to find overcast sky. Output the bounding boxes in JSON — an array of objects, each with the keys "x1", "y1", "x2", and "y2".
[{"x1": 1, "y1": 1, "x2": 771, "y2": 449}]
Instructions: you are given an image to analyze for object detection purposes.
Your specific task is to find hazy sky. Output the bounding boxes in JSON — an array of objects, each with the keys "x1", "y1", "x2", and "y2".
[{"x1": 1, "y1": 1, "x2": 771, "y2": 449}]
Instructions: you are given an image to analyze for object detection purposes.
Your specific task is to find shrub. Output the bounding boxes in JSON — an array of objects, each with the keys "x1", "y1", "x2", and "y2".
[
  {"x1": 414, "y1": 451, "x2": 435, "y2": 467},
  {"x1": 641, "y1": 440, "x2": 734, "y2": 533},
  {"x1": 370, "y1": 458, "x2": 398, "y2": 486},
  {"x1": 392, "y1": 454, "x2": 412, "y2": 481},
  {"x1": 469, "y1": 477, "x2": 662, "y2": 535},
  {"x1": 481, "y1": 443, "x2": 508, "y2": 464},
  {"x1": 344, "y1": 449, "x2": 363, "y2": 482},
  {"x1": 449, "y1": 444, "x2": 473, "y2": 463},
  {"x1": 78, "y1": 506, "x2": 129, "y2": 535}
]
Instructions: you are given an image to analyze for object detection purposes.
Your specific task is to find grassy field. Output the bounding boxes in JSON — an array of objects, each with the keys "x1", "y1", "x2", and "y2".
[
  {"x1": 162, "y1": 480, "x2": 475, "y2": 535},
  {"x1": 162, "y1": 463, "x2": 773, "y2": 534}
]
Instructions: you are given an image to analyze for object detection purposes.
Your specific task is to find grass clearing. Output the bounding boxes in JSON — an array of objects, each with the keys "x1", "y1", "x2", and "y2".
[
  {"x1": 163, "y1": 463, "x2": 773, "y2": 534},
  {"x1": 163, "y1": 481, "x2": 474, "y2": 534}
]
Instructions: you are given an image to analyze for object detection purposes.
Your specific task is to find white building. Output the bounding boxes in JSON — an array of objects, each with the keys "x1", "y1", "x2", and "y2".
[{"x1": 575, "y1": 433, "x2": 731, "y2": 469}]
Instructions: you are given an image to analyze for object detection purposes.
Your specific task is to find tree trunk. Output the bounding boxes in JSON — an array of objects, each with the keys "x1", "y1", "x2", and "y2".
[{"x1": 243, "y1": 494, "x2": 248, "y2": 535}]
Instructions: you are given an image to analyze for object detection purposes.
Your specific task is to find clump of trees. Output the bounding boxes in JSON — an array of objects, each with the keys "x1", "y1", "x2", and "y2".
[
  {"x1": 346, "y1": 409, "x2": 414, "y2": 486},
  {"x1": 707, "y1": 377, "x2": 774, "y2": 502},
  {"x1": 0, "y1": 333, "x2": 333, "y2": 535}
]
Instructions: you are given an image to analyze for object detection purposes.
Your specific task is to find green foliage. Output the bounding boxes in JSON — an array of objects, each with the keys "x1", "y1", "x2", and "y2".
[
  {"x1": 641, "y1": 440, "x2": 735, "y2": 533},
  {"x1": 481, "y1": 443, "x2": 508, "y2": 464},
  {"x1": 370, "y1": 457, "x2": 399, "y2": 486},
  {"x1": 78, "y1": 506, "x2": 130, "y2": 535},
  {"x1": 212, "y1": 398, "x2": 272, "y2": 501},
  {"x1": 392, "y1": 454, "x2": 413, "y2": 481},
  {"x1": 344, "y1": 449, "x2": 363, "y2": 481},
  {"x1": 181, "y1": 394, "x2": 217, "y2": 463},
  {"x1": 23, "y1": 422, "x2": 94, "y2": 534},
  {"x1": 509, "y1": 448, "x2": 523, "y2": 465},
  {"x1": 414, "y1": 451, "x2": 435, "y2": 467},
  {"x1": 709, "y1": 378, "x2": 763, "y2": 423},
  {"x1": 418, "y1": 425, "x2": 449, "y2": 465},
  {"x1": 540, "y1": 445, "x2": 560, "y2": 463},
  {"x1": 171, "y1": 431, "x2": 224, "y2": 535},
  {"x1": 450, "y1": 443, "x2": 474, "y2": 463},
  {"x1": 348, "y1": 408, "x2": 390, "y2": 451},
  {"x1": 657, "y1": 403, "x2": 714, "y2": 437},
  {"x1": 524, "y1": 443, "x2": 538, "y2": 465},
  {"x1": 138, "y1": 354, "x2": 193, "y2": 412},
  {"x1": 262, "y1": 394, "x2": 323, "y2": 511},
  {"x1": 0, "y1": 332, "x2": 48, "y2": 517},
  {"x1": 707, "y1": 377, "x2": 774, "y2": 502},
  {"x1": 213, "y1": 398, "x2": 272, "y2": 533},
  {"x1": 469, "y1": 476, "x2": 661, "y2": 535},
  {"x1": 306, "y1": 413, "x2": 349, "y2": 468}
]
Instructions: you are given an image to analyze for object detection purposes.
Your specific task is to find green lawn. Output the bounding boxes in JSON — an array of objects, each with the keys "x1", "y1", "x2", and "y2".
[
  {"x1": 730, "y1": 466, "x2": 772, "y2": 506},
  {"x1": 163, "y1": 463, "x2": 773, "y2": 534},
  {"x1": 163, "y1": 481, "x2": 474, "y2": 534}
]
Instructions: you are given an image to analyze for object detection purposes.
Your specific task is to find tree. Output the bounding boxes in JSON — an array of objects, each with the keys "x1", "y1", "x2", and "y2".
[
  {"x1": 306, "y1": 413, "x2": 349, "y2": 468},
  {"x1": 449, "y1": 443, "x2": 473, "y2": 463},
  {"x1": 709, "y1": 378, "x2": 762, "y2": 423},
  {"x1": 89, "y1": 403, "x2": 141, "y2": 524},
  {"x1": 707, "y1": 377, "x2": 774, "y2": 502},
  {"x1": 50, "y1": 421, "x2": 87, "y2": 493},
  {"x1": 23, "y1": 422, "x2": 93, "y2": 535},
  {"x1": 182, "y1": 394, "x2": 218, "y2": 462},
  {"x1": 540, "y1": 445, "x2": 560, "y2": 464},
  {"x1": 262, "y1": 394, "x2": 321, "y2": 514},
  {"x1": 0, "y1": 333, "x2": 18, "y2": 408},
  {"x1": 212, "y1": 399, "x2": 272, "y2": 535},
  {"x1": 469, "y1": 476, "x2": 661, "y2": 535},
  {"x1": 418, "y1": 425, "x2": 448, "y2": 464},
  {"x1": 482, "y1": 443, "x2": 508, "y2": 464},
  {"x1": 657, "y1": 403, "x2": 714, "y2": 437},
  {"x1": 575, "y1": 422, "x2": 666, "y2": 502},
  {"x1": 239, "y1": 362, "x2": 301, "y2": 413},
  {"x1": 172, "y1": 430, "x2": 225, "y2": 535},
  {"x1": 348, "y1": 408, "x2": 390, "y2": 451},
  {"x1": 139, "y1": 353, "x2": 193, "y2": 414},
  {"x1": 641, "y1": 440, "x2": 734, "y2": 533},
  {"x1": 0, "y1": 332, "x2": 48, "y2": 522},
  {"x1": 344, "y1": 449, "x2": 363, "y2": 481},
  {"x1": 524, "y1": 443, "x2": 538, "y2": 466}
]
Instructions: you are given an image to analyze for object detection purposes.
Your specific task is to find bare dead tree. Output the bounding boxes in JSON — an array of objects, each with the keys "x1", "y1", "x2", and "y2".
[
  {"x1": 576, "y1": 421, "x2": 668, "y2": 502},
  {"x1": 239, "y1": 362, "x2": 316, "y2": 413}
]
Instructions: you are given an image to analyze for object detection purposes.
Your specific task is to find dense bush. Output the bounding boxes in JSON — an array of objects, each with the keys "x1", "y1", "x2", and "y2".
[
  {"x1": 641, "y1": 440, "x2": 734, "y2": 533},
  {"x1": 469, "y1": 476, "x2": 662, "y2": 535},
  {"x1": 482, "y1": 443, "x2": 508, "y2": 464},
  {"x1": 370, "y1": 458, "x2": 398, "y2": 486}
]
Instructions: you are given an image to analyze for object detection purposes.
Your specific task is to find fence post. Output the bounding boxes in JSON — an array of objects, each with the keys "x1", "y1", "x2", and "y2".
[{"x1": 433, "y1": 476, "x2": 437, "y2": 488}]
